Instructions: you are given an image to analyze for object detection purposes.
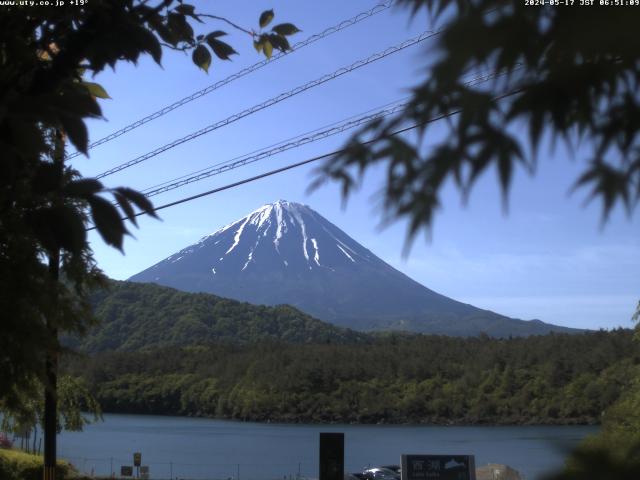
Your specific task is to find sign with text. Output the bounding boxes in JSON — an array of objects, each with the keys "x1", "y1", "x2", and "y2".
[
  {"x1": 133, "y1": 452, "x2": 142, "y2": 467},
  {"x1": 120, "y1": 466, "x2": 133, "y2": 477},
  {"x1": 401, "y1": 455, "x2": 476, "y2": 480}
]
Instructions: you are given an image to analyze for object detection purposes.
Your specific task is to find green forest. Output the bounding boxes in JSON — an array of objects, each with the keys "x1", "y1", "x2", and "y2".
[
  {"x1": 63, "y1": 329, "x2": 639, "y2": 425},
  {"x1": 64, "y1": 281, "x2": 366, "y2": 352}
]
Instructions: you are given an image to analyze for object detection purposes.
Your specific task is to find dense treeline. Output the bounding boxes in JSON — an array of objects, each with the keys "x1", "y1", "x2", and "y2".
[
  {"x1": 64, "y1": 281, "x2": 366, "y2": 352},
  {"x1": 63, "y1": 329, "x2": 639, "y2": 425}
]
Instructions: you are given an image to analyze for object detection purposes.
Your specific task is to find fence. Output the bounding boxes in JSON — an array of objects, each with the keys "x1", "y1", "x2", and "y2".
[{"x1": 61, "y1": 456, "x2": 324, "y2": 480}]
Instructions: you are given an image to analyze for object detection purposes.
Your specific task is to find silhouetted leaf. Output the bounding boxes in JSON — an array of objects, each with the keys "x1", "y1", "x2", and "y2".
[
  {"x1": 63, "y1": 178, "x2": 103, "y2": 198},
  {"x1": 175, "y1": 4, "x2": 195, "y2": 16},
  {"x1": 192, "y1": 45, "x2": 211, "y2": 72},
  {"x1": 87, "y1": 195, "x2": 128, "y2": 251},
  {"x1": 206, "y1": 30, "x2": 226, "y2": 39},
  {"x1": 59, "y1": 114, "x2": 88, "y2": 154},
  {"x1": 259, "y1": 9, "x2": 274, "y2": 28},
  {"x1": 206, "y1": 37, "x2": 237, "y2": 60},
  {"x1": 167, "y1": 13, "x2": 194, "y2": 42},
  {"x1": 33, "y1": 162, "x2": 63, "y2": 194},
  {"x1": 114, "y1": 187, "x2": 158, "y2": 219},
  {"x1": 268, "y1": 34, "x2": 290, "y2": 52},
  {"x1": 52, "y1": 205, "x2": 87, "y2": 255},
  {"x1": 272, "y1": 23, "x2": 300, "y2": 36},
  {"x1": 113, "y1": 191, "x2": 137, "y2": 227}
]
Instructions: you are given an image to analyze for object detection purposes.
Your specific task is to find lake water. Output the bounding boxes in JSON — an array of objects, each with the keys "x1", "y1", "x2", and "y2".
[{"x1": 58, "y1": 414, "x2": 598, "y2": 480}]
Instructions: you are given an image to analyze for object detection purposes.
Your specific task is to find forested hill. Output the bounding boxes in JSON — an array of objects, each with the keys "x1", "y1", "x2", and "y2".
[
  {"x1": 63, "y1": 329, "x2": 639, "y2": 425},
  {"x1": 68, "y1": 281, "x2": 366, "y2": 352}
]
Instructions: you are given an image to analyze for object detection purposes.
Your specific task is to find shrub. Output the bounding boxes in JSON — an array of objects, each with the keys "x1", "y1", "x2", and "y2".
[
  {"x1": 0, "y1": 449, "x2": 76, "y2": 480},
  {"x1": 0, "y1": 432, "x2": 12, "y2": 449}
]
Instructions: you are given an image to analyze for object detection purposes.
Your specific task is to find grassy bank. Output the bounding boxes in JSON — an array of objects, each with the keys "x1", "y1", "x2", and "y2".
[{"x1": 0, "y1": 448, "x2": 87, "y2": 480}]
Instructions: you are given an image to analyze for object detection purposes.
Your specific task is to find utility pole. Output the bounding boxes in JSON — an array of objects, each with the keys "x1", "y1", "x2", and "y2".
[{"x1": 43, "y1": 128, "x2": 64, "y2": 480}]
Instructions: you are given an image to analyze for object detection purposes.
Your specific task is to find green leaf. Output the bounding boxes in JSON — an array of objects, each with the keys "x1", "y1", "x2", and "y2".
[
  {"x1": 81, "y1": 82, "x2": 111, "y2": 99},
  {"x1": 271, "y1": 23, "x2": 300, "y2": 36},
  {"x1": 259, "y1": 9, "x2": 274, "y2": 28},
  {"x1": 87, "y1": 195, "x2": 128, "y2": 251},
  {"x1": 192, "y1": 44, "x2": 211, "y2": 72},
  {"x1": 206, "y1": 38, "x2": 237, "y2": 60},
  {"x1": 263, "y1": 40, "x2": 273, "y2": 59},
  {"x1": 253, "y1": 40, "x2": 263, "y2": 53},
  {"x1": 63, "y1": 178, "x2": 103, "y2": 198}
]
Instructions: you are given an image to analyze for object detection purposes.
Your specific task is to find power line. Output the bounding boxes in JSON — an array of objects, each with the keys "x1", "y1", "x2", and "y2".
[
  {"x1": 95, "y1": 29, "x2": 440, "y2": 180},
  {"x1": 137, "y1": 65, "x2": 506, "y2": 198},
  {"x1": 87, "y1": 109, "x2": 465, "y2": 233},
  {"x1": 141, "y1": 100, "x2": 408, "y2": 197},
  {"x1": 139, "y1": 98, "x2": 409, "y2": 193},
  {"x1": 66, "y1": 1, "x2": 396, "y2": 160},
  {"x1": 89, "y1": 87, "x2": 524, "y2": 231}
]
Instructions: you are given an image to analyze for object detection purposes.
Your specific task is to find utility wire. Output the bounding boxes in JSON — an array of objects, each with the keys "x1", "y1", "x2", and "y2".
[
  {"x1": 95, "y1": 29, "x2": 440, "y2": 180},
  {"x1": 137, "y1": 66, "x2": 506, "y2": 198},
  {"x1": 138, "y1": 98, "x2": 409, "y2": 193},
  {"x1": 87, "y1": 87, "x2": 523, "y2": 232},
  {"x1": 87, "y1": 108, "x2": 469, "y2": 232},
  {"x1": 67, "y1": 1, "x2": 396, "y2": 160},
  {"x1": 141, "y1": 101, "x2": 408, "y2": 197}
]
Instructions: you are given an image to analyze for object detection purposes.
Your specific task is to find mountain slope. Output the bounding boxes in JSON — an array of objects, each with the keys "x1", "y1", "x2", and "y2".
[
  {"x1": 129, "y1": 200, "x2": 579, "y2": 337},
  {"x1": 68, "y1": 281, "x2": 366, "y2": 352}
]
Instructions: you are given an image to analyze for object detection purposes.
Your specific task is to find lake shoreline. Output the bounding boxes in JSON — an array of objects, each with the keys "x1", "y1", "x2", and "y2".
[{"x1": 93, "y1": 409, "x2": 601, "y2": 427}]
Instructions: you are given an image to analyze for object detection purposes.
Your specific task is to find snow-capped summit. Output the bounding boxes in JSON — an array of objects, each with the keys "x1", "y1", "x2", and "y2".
[
  {"x1": 129, "y1": 201, "x2": 578, "y2": 336},
  {"x1": 192, "y1": 200, "x2": 374, "y2": 273}
]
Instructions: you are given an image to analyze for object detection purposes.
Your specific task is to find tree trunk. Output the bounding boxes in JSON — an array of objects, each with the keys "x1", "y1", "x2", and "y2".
[{"x1": 43, "y1": 129, "x2": 64, "y2": 480}]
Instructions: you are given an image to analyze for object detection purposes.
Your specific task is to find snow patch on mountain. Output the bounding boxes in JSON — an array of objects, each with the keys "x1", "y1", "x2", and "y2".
[
  {"x1": 226, "y1": 216, "x2": 251, "y2": 254},
  {"x1": 337, "y1": 244, "x2": 355, "y2": 262}
]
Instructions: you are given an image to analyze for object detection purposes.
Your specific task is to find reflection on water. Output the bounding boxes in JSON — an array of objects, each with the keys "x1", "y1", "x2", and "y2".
[{"x1": 59, "y1": 414, "x2": 597, "y2": 480}]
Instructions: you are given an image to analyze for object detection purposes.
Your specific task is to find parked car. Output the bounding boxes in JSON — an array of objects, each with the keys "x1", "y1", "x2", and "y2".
[
  {"x1": 362, "y1": 467, "x2": 401, "y2": 480},
  {"x1": 345, "y1": 473, "x2": 367, "y2": 480},
  {"x1": 379, "y1": 465, "x2": 401, "y2": 475}
]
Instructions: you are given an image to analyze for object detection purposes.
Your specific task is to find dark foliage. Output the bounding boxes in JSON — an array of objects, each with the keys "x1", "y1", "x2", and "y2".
[
  {"x1": 316, "y1": 0, "x2": 640, "y2": 243},
  {"x1": 0, "y1": 1, "x2": 298, "y2": 406},
  {"x1": 62, "y1": 329, "x2": 638, "y2": 425}
]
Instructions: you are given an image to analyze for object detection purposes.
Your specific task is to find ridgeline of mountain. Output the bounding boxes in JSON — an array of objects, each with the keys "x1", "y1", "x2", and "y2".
[
  {"x1": 68, "y1": 281, "x2": 366, "y2": 353},
  {"x1": 129, "y1": 200, "x2": 580, "y2": 337}
]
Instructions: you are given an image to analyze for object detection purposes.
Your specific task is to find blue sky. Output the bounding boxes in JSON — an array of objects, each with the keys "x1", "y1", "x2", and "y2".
[{"x1": 71, "y1": 0, "x2": 639, "y2": 330}]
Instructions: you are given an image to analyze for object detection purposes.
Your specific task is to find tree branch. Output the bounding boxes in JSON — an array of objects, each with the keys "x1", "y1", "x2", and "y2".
[{"x1": 197, "y1": 14, "x2": 254, "y2": 37}]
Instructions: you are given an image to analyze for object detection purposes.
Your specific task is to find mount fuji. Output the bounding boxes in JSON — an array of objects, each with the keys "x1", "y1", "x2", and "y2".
[{"x1": 129, "y1": 200, "x2": 578, "y2": 337}]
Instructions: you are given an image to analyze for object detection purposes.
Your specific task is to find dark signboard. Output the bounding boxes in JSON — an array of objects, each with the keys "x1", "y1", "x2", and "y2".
[
  {"x1": 133, "y1": 452, "x2": 142, "y2": 467},
  {"x1": 120, "y1": 466, "x2": 133, "y2": 477},
  {"x1": 401, "y1": 455, "x2": 476, "y2": 480},
  {"x1": 140, "y1": 465, "x2": 150, "y2": 479},
  {"x1": 319, "y1": 432, "x2": 344, "y2": 480}
]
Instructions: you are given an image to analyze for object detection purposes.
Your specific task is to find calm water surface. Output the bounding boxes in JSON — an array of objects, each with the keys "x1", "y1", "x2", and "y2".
[{"x1": 58, "y1": 414, "x2": 598, "y2": 480}]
